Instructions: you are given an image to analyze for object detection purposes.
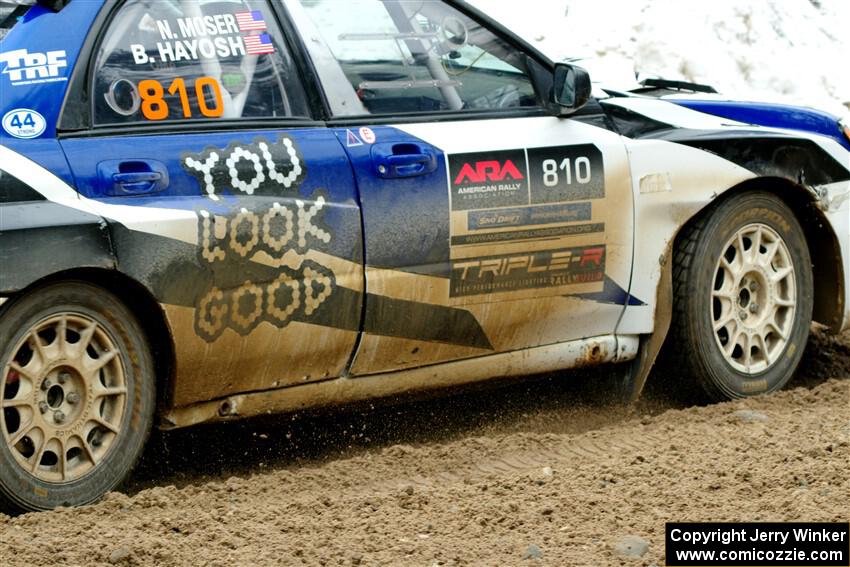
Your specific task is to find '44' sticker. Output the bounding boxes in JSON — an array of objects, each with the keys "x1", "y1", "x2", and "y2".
[{"x1": 2, "y1": 108, "x2": 46, "y2": 139}]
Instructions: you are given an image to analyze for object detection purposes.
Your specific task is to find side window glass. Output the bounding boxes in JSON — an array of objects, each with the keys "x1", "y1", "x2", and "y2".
[
  {"x1": 93, "y1": 0, "x2": 310, "y2": 126},
  {"x1": 295, "y1": 0, "x2": 538, "y2": 116}
]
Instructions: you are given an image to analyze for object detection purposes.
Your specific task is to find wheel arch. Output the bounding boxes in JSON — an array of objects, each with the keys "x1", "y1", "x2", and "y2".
[
  {"x1": 0, "y1": 268, "x2": 177, "y2": 416},
  {"x1": 682, "y1": 176, "x2": 845, "y2": 331},
  {"x1": 630, "y1": 175, "x2": 844, "y2": 400}
]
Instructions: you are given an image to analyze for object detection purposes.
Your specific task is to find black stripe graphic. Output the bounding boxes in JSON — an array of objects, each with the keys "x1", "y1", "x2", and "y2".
[
  {"x1": 110, "y1": 224, "x2": 492, "y2": 349},
  {"x1": 603, "y1": 103, "x2": 850, "y2": 185},
  {"x1": 363, "y1": 294, "x2": 492, "y2": 350},
  {"x1": 649, "y1": 129, "x2": 850, "y2": 185}
]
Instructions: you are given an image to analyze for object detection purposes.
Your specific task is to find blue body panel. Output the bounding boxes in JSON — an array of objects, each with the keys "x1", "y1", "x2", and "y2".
[
  {"x1": 669, "y1": 99, "x2": 850, "y2": 151},
  {"x1": 61, "y1": 128, "x2": 363, "y2": 262},
  {"x1": 333, "y1": 126, "x2": 450, "y2": 275},
  {"x1": 0, "y1": 1, "x2": 102, "y2": 149},
  {"x1": 1, "y1": 137, "x2": 77, "y2": 187}
]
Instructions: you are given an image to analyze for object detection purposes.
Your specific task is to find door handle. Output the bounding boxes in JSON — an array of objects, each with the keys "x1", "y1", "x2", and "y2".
[
  {"x1": 372, "y1": 143, "x2": 438, "y2": 179},
  {"x1": 97, "y1": 160, "x2": 169, "y2": 196},
  {"x1": 112, "y1": 171, "x2": 164, "y2": 193},
  {"x1": 112, "y1": 172, "x2": 162, "y2": 184}
]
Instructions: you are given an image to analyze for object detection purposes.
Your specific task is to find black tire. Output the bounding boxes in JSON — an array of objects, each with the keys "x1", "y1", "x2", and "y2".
[
  {"x1": 0, "y1": 282, "x2": 155, "y2": 512},
  {"x1": 665, "y1": 191, "x2": 813, "y2": 401}
]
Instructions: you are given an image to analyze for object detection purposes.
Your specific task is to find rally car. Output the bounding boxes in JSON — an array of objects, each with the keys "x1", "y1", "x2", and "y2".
[{"x1": 1, "y1": 0, "x2": 848, "y2": 513}]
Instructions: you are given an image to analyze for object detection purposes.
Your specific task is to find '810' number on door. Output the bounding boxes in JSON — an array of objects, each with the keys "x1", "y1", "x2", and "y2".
[
  {"x1": 541, "y1": 156, "x2": 593, "y2": 187},
  {"x1": 528, "y1": 144, "x2": 605, "y2": 204}
]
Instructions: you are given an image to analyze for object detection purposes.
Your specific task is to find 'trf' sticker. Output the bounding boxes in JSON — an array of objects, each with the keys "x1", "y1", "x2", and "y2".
[{"x1": 2, "y1": 109, "x2": 46, "y2": 139}]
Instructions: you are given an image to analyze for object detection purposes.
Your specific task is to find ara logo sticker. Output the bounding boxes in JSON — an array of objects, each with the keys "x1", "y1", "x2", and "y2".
[
  {"x1": 453, "y1": 160, "x2": 524, "y2": 185},
  {"x1": 448, "y1": 149, "x2": 529, "y2": 211},
  {"x1": 0, "y1": 49, "x2": 67, "y2": 86},
  {"x1": 2, "y1": 109, "x2": 46, "y2": 139}
]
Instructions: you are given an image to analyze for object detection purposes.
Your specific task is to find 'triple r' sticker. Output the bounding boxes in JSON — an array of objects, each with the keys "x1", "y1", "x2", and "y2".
[{"x1": 2, "y1": 109, "x2": 46, "y2": 139}]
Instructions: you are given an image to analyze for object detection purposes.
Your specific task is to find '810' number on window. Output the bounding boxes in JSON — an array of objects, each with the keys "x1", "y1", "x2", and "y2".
[{"x1": 541, "y1": 157, "x2": 592, "y2": 187}]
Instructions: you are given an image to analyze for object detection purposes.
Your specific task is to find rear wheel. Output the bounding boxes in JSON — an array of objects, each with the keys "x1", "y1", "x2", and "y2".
[
  {"x1": 667, "y1": 191, "x2": 813, "y2": 401},
  {"x1": 0, "y1": 282, "x2": 154, "y2": 512}
]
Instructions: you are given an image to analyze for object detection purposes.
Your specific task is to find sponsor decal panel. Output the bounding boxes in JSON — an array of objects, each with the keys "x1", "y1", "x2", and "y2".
[
  {"x1": 467, "y1": 202, "x2": 592, "y2": 230},
  {"x1": 0, "y1": 49, "x2": 67, "y2": 87},
  {"x1": 447, "y1": 145, "x2": 608, "y2": 299},
  {"x1": 526, "y1": 144, "x2": 605, "y2": 203},
  {"x1": 450, "y1": 245, "x2": 606, "y2": 297},
  {"x1": 448, "y1": 149, "x2": 529, "y2": 211}
]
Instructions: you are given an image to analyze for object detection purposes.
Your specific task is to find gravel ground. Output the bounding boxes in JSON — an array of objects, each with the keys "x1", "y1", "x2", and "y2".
[{"x1": 1, "y1": 327, "x2": 848, "y2": 567}]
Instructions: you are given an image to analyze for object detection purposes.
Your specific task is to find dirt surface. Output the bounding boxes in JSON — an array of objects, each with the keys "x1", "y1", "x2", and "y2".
[{"x1": 1, "y1": 327, "x2": 848, "y2": 567}]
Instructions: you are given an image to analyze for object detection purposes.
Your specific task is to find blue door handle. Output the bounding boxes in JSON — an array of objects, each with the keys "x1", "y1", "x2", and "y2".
[
  {"x1": 372, "y1": 143, "x2": 438, "y2": 179},
  {"x1": 112, "y1": 171, "x2": 164, "y2": 194},
  {"x1": 97, "y1": 160, "x2": 169, "y2": 196},
  {"x1": 112, "y1": 172, "x2": 162, "y2": 184}
]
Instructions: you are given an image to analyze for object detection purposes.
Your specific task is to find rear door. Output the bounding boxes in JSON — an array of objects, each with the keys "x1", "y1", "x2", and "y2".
[
  {"x1": 288, "y1": 0, "x2": 635, "y2": 375},
  {"x1": 59, "y1": 0, "x2": 363, "y2": 407}
]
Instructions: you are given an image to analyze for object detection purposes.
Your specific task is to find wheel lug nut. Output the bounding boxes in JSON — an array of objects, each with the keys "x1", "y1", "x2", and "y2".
[
  {"x1": 66, "y1": 392, "x2": 80, "y2": 404},
  {"x1": 40, "y1": 378, "x2": 51, "y2": 391},
  {"x1": 749, "y1": 303, "x2": 758, "y2": 313},
  {"x1": 58, "y1": 371, "x2": 71, "y2": 384},
  {"x1": 38, "y1": 401, "x2": 49, "y2": 414},
  {"x1": 749, "y1": 281, "x2": 759, "y2": 292},
  {"x1": 53, "y1": 411, "x2": 65, "y2": 424},
  {"x1": 739, "y1": 311, "x2": 748, "y2": 320}
]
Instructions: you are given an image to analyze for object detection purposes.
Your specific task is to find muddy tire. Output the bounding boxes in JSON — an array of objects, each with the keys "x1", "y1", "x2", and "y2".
[
  {"x1": 0, "y1": 282, "x2": 154, "y2": 513},
  {"x1": 667, "y1": 191, "x2": 813, "y2": 401}
]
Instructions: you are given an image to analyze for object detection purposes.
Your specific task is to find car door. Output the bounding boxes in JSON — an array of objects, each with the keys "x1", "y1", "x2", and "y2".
[
  {"x1": 58, "y1": 0, "x2": 364, "y2": 407},
  {"x1": 286, "y1": 0, "x2": 635, "y2": 375}
]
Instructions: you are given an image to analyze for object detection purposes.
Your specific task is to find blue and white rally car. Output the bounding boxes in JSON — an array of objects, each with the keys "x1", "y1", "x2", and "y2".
[{"x1": 1, "y1": 0, "x2": 849, "y2": 512}]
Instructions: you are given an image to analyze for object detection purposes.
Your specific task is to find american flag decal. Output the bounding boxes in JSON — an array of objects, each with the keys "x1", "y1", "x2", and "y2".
[
  {"x1": 243, "y1": 33, "x2": 275, "y2": 55},
  {"x1": 235, "y1": 10, "x2": 267, "y2": 32}
]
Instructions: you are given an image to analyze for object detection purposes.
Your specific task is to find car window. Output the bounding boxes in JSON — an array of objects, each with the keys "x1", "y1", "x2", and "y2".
[
  {"x1": 0, "y1": 168, "x2": 39, "y2": 202},
  {"x1": 0, "y1": 4, "x2": 29, "y2": 41},
  {"x1": 92, "y1": 0, "x2": 310, "y2": 126},
  {"x1": 293, "y1": 0, "x2": 538, "y2": 116}
]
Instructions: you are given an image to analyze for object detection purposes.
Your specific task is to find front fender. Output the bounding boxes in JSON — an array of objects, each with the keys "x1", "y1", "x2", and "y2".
[{"x1": 0, "y1": 201, "x2": 115, "y2": 293}]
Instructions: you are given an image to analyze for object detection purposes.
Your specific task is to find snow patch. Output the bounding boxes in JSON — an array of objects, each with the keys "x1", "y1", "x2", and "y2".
[{"x1": 472, "y1": 0, "x2": 850, "y2": 116}]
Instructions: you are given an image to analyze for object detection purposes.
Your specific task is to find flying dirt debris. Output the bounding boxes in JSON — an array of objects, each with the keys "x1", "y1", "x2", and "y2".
[{"x1": 0, "y1": 326, "x2": 848, "y2": 566}]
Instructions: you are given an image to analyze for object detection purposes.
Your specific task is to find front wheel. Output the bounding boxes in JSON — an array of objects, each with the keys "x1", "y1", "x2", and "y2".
[
  {"x1": 0, "y1": 282, "x2": 155, "y2": 512},
  {"x1": 667, "y1": 191, "x2": 813, "y2": 401}
]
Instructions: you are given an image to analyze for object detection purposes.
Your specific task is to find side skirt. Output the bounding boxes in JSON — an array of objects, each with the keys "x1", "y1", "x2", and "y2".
[{"x1": 161, "y1": 334, "x2": 641, "y2": 429}]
